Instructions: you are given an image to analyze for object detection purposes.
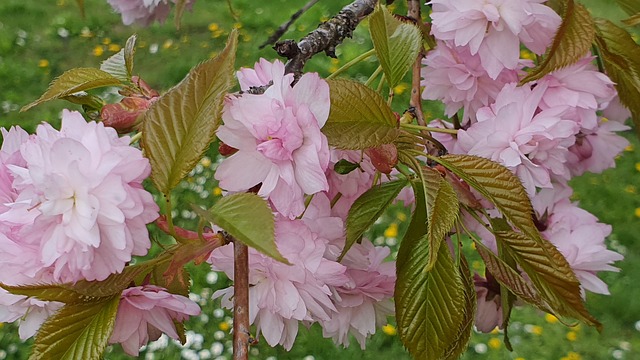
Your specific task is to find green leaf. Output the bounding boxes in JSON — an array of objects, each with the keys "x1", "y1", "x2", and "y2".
[
  {"x1": 616, "y1": 0, "x2": 640, "y2": 16},
  {"x1": 340, "y1": 179, "x2": 408, "y2": 260},
  {"x1": 333, "y1": 159, "x2": 360, "y2": 175},
  {"x1": 421, "y1": 166, "x2": 459, "y2": 271},
  {"x1": 101, "y1": 34, "x2": 137, "y2": 82},
  {"x1": 192, "y1": 193, "x2": 287, "y2": 263},
  {"x1": 142, "y1": 30, "x2": 237, "y2": 194},
  {"x1": 493, "y1": 226, "x2": 601, "y2": 330},
  {"x1": 520, "y1": 0, "x2": 594, "y2": 84},
  {"x1": 0, "y1": 283, "x2": 108, "y2": 304},
  {"x1": 21, "y1": 68, "x2": 122, "y2": 112},
  {"x1": 124, "y1": 34, "x2": 137, "y2": 78},
  {"x1": 30, "y1": 295, "x2": 120, "y2": 360},
  {"x1": 61, "y1": 93, "x2": 105, "y2": 110},
  {"x1": 369, "y1": 4, "x2": 422, "y2": 87},
  {"x1": 594, "y1": 18, "x2": 640, "y2": 136},
  {"x1": 433, "y1": 155, "x2": 541, "y2": 251},
  {"x1": 396, "y1": 188, "x2": 466, "y2": 359},
  {"x1": 324, "y1": 79, "x2": 400, "y2": 150},
  {"x1": 622, "y1": 13, "x2": 640, "y2": 26},
  {"x1": 174, "y1": 0, "x2": 188, "y2": 30},
  {"x1": 441, "y1": 255, "x2": 476, "y2": 360}
]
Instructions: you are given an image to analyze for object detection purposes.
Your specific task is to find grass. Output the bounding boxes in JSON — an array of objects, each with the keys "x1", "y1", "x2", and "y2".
[{"x1": 1, "y1": 0, "x2": 639, "y2": 359}]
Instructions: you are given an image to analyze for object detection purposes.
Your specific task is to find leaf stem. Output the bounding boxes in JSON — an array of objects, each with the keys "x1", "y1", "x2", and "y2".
[
  {"x1": 326, "y1": 48, "x2": 376, "y2": 79},
  {"x1": 400, "y1": 123, "x2": 458, "y2": 134},
  {"x1": 365, "y1": 65, "x2": 383, "y2": 87},
  {"x1": 129, "y1": 131, "x2": 142, "y2": 145},
  {"x1": 164, "y1": 194, "x2": 177, "y2": 239}
]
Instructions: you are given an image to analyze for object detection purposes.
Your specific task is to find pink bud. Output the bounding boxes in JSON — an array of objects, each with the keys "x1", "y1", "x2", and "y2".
[
  {"x1": 101, "y1": 97, "x2": 151, "y2": 133},
  {"x1": 365, "y1": 143, "x2": 398, "y2": 174}
]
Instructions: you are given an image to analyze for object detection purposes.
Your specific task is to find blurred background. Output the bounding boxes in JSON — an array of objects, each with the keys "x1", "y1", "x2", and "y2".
[{"x1": 0, "y1": 0, "x2": 638, "y2": 359}]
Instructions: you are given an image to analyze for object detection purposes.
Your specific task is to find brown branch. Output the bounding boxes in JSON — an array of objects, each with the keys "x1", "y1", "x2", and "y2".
[
  {"x1": 233, "y1": 239, "x2": 250, "y2": 360},
  {"x1": 259, "y1": 0, "x2": 320, "y2": 49},
  {"x1": 274, "y1": 0, "x2": 378, "y2": 79},
  {"x1": 407, "y1": 0, "x2": 426, "y2": 127}
]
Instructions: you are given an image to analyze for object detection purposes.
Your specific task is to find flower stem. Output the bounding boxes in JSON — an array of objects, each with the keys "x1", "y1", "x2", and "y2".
[
  {"x1": 400, "y1": 123, "x2": 458, "y2": 134},
  {"x1": 233, "y1": 239, "x2": 250, "y2": 360},
  {"x1": 326, "y1": 48, "x2": 376, "y2": 79}
]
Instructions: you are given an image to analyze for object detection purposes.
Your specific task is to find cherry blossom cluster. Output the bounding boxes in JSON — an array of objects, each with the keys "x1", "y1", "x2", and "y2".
[
  {"x1": 210, "y1": 59, "x2": 396, "y2": 350},
  {"x1": 422, "y1": 0, "x2": 629, "y2": 332},
  {"x1": 107, "y1": 0, "x2": 195, "y2": 26},
  {"x1": 0, "y1": 110, "x2": 199, "y2": 355}
]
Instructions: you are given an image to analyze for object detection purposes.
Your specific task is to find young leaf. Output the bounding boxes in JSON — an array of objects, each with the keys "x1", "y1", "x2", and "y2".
[
  {"x1": 616, "y1": 0, "x2": 640, "y2": 16},
  {"x1": 441, "y1": 255, "x2": 476, "y2": 360},
  {"x1": 0, "y1": 283, "x2": 109, "y2": 304},
  {"x1": 124, "y1": 34, "x2": 137, "y2": 78},
  {"x1": 493, "y1": 228, "x2": 601, "y2": 330},
  {"x1": 324, "y1": 79, "x2": 400, "y2": 149},
  {"x1": 421, "y1": 166, "x2": 459, "y2": 271},
  {"x1": 191, "y1": 193, "x2": 287, "y2": 263},
  {"x1": 396, "y1": 222, "x2": 466, "y2": 359},
  {"x1": 340, "y1": 179, "x2": 408, "y2": 260},
  {"x1": 594, "y1": 18, "x2": 640, "y2": 135},
  {"x1": 369, "y1": 4, "x2": 422, "y2": 87},
  {"x1": 100, "y1": 50, "x2": 128, "y2": 82},
  {"x1": 21, "y1": 68, "x2": 122, "y2": 112},
  {"x1": 174, "y1": 0, "x2": 188, "y2": 30},
  {"x1": 520, "y1": 0, "x2": 594, "y2": 84},
  {"x1": 142, "y1": 30, "x2": 237, "y2": 194},
  {"x1": 30, "y1": 295, "x2": 120, "y2": 360}
]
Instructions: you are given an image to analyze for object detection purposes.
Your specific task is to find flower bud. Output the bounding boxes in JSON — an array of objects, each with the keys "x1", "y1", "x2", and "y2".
[
  {"x1": 100, "y1": 97, "x2": 151, "y2": 133},
  {"x1": 365, "y1": 143, "x2": 398, "y2": 174}
]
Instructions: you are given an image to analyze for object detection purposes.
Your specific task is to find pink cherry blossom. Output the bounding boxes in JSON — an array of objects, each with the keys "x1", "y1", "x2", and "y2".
[
  {"x1": 107, "y1": 0, "x2": 194, "y2": 26},
  {"x1": 0, "y1": 110, "x2": 159, "y2": 282},
  {"x1": 430, "y1": 0, "x2": 560, "y2": 79},
  {"x1": 474, "y1": 273, "x2": 503, "y2": 332},
  {"x1": 321, "y1": 240, "x2": 395, "y2": 348},
  {"x1": 602, "y1": 95, "x2": 632, "y2": 124},
  {"x1": 455, "y1": 83, "x2": 579, "y2": 195},
  {"x1": 236, "y1": 58, "x2": 283, "y2": 91},
  {"x1": 215, "y1": 60, "x2": 331, "y2": 219},
  {"x1": 209, "y1": 217, "x2": 348, "y2": 350},
  {"x1": 567, "y1": 118, "x2": 630, "y2": 176},
  {"x1": 0, "y1": 289, "x2": 63, "y2": 340},
  {"x1": 324, "y1": 150, "x2": 376, "y2": 220},
  {"x1": 109, "y1": 285, "x2": 201, "y2": 356},
  {"x1": 421, "y1": 42, "x2": 522, "y2": 124}
]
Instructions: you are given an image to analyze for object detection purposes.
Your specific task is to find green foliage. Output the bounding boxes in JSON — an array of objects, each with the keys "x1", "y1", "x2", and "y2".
[
  {"x1": 142, "y1": 30, "x2": 237, "y2": 194},
  {"x1": 395, "y1": 183, "x2": 467, "y2": 360},
  {"x1": 324, "y1": 79, "x2": 400, "y2": 149},
  {"x1": 192, "y1": 193, "x2": 287, "y2": 263},
  {"x1": 21, "y1": 68, "x2": 122, "y2": 112},
  {"x1": 340, "y1": 179, "x2": 408, "y2": 260},
  {"x1": 594, "y1": 18, "x2": 640, "y2": 136},
  {"x1": 99, "y1": 34, "x2": 137, "y2": 82},
  {"x1": 369, "y1": 4, "x2": 421, "y2": 88},
  {"x1": 30, "y1": 295, "x2": 120, "y2": 360},
  {"x1": 520, "y1": 0, "x2": 594, "y2": 84}
]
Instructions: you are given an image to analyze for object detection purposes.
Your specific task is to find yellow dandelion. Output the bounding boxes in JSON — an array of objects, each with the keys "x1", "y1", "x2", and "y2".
[
  {"x1": 488, "y1": 338, "x2": 501, "y2": 350},
  {"x1": 394, "y1": 83, "x2": 409, "y2": 95},
  {"x1": 624, "y1": 185, "x2": 637, "y2": 194},
  {"x1": 241, "y1": 32, "x2": 252, "y2": 42},
  {"x1": 515, "y1": 358, "x2": 525, "y2": 360},
  {"x1": 530, "y1": 325, "x2": 543, "y2": 335},
  {"x1": 208, "y1": 23, "x2": 219, "y2": 32},
  {"x1": 490, "y1": 327, "x2": 500, "y2": 335},
  {"x1": 470, "y1": 241, "x2": 477, "y2": 250},
  {"x1": 635, "y1": 208, "x2": 640, "y2": 218},
  {"x1": 213, "y1": 187, "x2": 223, "y2": 196},
  {"x1": 209, "y1": 51, "x2": 219, "y2": 58},
  {"x1": 92, "y1": 45, "x2": 104, "y2": 57},
  {"x1": 233, "y1": 22, "x2": 243, "y2": 29},
  {"x1": 181, "y1": 35, "x2": 190, "y2": 43},
  {"x1": 108, "y1": 44, "x2": 121, "y2": 52},
  {"x1": 600, "y1": 117, "x2": 609, "y2": 123},
  {"x1": 38, "y1": 59, "x2": 49, "y2": 68},
  {"x1": 384, "y1": 223, "x2": 398, "y2": 238},
  {"x1": 320, "y1": 15, "x2": 329, "y2": 22},
  {"x1": 200, "y1": 157, "x2": 212, "y2": 167},
  {"x1": 162, "y1": 39, "x2": 174, "y2": 50},
  {"x1": 297, "y1": 24, "x2": 307, "y2": 32},
  {"x1": 571, "y1": 324, "x2": 581, "y2": 332},
  {"x1": 625, "y1": 144, "x2": 634, "y2": 152},
  {"x1": 472, "y1": 260, "x2": 482, "y2": 270},
  {"x1": 545, "y1": 314, "x2": 558, "y2": 324},
  {"x1": 219, "y1": 322, "x2": 230, "y2": 332},
  {"x1": 396, "y1": 212, "x2": 407, "y2": 222},
  {"x1": 80, "y1": 27, "x2": 94, "y2": 38},
  {"x1": 635, "y1": 162, "x2": 640, "y2": 172},
  {"x1": 212, "y1": 29, "x2": 225, "y2": 38},
  {"x1": 382, "y1": 324, "x2": 397, "y2": 336},
  {"x1": 331, "y1": 58, "x2": 340, "y2": 65},
  {"x1": 566, "y1": 331, "x2": 577, "y2": 341},
  {"x1": 566, "y1": 351, "x2": 581, "y2": 360},
  {"x1": 329, "y1": 66, "x2": 339, "y2": 73},
  {"x1": 102, "y1": 37, "x2": 112, "y2": 45},
  {"x1": 520, "y1": 49, "x2": 535, "y2": 60}
]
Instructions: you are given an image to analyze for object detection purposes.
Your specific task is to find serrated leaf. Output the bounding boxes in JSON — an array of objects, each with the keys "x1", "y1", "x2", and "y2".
[
  {"x1": 594, "y1": 18, "x2": 640, "y2": 136},
  {"x1": 100, "y1": 50, "x2": 128, "y2": 82},
  {"x1": 21, "y1": 68, "x2": 122, "y2": 112},
  {"x1": 421, "y1": 166, "x2": 459, "y2": 271},
  {"x1": 396, "y1": 196, "x2": 466, "y2": 359},
  {"x1": 142, "y1": 31, "x2": 237, "y2": 194},
  {"x1": 124, "y1": 34, "x2": 137, "y2": 78},
  {"x1": 521, "y1": 0, "x2": 594, "y2": 83},
  {"x1": 30, "y1": 295, "x2": 120, "y2": 360},
  {"x1": 61, "y1": 93, "x2": 104, "y2": 110},
  {"x1": 622, "y1": 13, "x2": 640, "y2": 26},
  {"x1": 341, "y1": 179, "x2": 408, "y2": 260},
  {"x1": 0, "y1": 283, "x2": 107, "y2": 304},
  {"x1": 192, "y1": 193, "x2": 287, "y2": 263},
  {"x1": 324, "y1": 79, "x2": 400, "y2": 150},
  {"x1": 616, "y1": 0, "x2": 640, "y2": 16},
  {"x1": 441, "y1": 255, "x2": 476, "y2": 360},
  {"x1": 369, "y1": 4, "x2": 422, "y2": 87},
  {"x1": 493, "y1": 227, "x2": 601, "y2": 330}
]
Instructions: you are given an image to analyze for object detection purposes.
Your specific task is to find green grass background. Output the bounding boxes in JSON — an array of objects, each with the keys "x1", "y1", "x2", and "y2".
[{"x1": 0, "y1": 0, "x2": 639, "y2": 359}]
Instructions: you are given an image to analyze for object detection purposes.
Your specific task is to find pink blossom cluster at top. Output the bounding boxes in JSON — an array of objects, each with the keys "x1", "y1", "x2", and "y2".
[
  {"x1": 0, "y1": 110, "x2": 199, "y2": 354},
  {"x1": 107, "y1": 0, "x2": 195, "y2": 26},
  {"x1": 210, "y1": 60, "x2": 396, "y2": 349},
  {"x1": 423, "y1": 0, "x2": 629, "y2": 333}
]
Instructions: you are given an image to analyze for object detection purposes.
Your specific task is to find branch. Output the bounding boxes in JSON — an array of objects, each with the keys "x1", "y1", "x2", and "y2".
[
  {"x1": 407, "y1": 0, "x2": 426, "y2": 127},
  {"x1": 233, "y1": 239, "x2": 250, "y2": 360},
  {"x1": 259, "y1": 0, "x2": 320, "y2": 49},
  {"x1": 274, "y1": 0, "x2": 378, "y2": 78}
]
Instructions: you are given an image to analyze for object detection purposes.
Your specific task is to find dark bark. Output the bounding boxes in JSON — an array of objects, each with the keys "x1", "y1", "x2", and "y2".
[{"x1": 232, "y1": 241, "x2": 250, "y2": 360}]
